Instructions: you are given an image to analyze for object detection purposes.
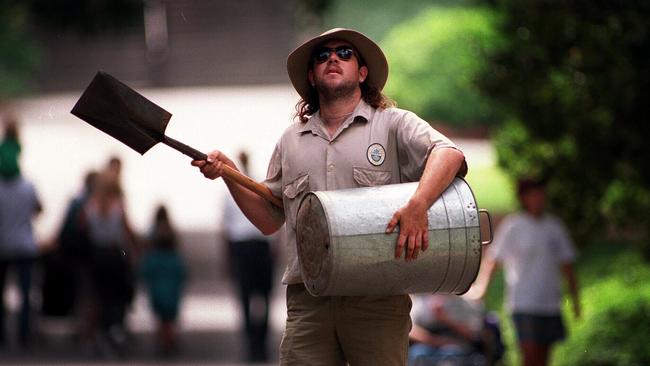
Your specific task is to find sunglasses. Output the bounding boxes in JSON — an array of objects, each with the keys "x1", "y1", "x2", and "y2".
[{"x1": 313, "y1": 46, "x2": 355, "y2": 63}]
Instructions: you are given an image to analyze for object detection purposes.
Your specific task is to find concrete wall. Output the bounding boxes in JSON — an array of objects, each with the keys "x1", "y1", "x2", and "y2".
[{"x1": 30, "y1": 0, "x2": 297, "y2": 92}]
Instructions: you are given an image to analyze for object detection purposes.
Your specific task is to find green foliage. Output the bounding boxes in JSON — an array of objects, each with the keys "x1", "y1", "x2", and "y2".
[
  {"x1": 0, "y1": 2, "x2": 40, "y2": 99},
  {"x1": 322, "y1": 0, "x2": 480, "y2": 42},
  {"x1": 381, "y1": 7, "x2": 503, "y2": 127},
  {"x1": 479, "y1": 2, "x2": 650, "y2": 247},
  {"x1": 554, "y1": 251, "x2": 650, "y2": 366},
  {"x1": 493, "y1": 118, "x2": 577, "y2": 179},
  {"x1": 465, "y1": 164, "x2": 516, "y2": 214},
  {"x1": 600, "y1": 181, "x2": 650, "y2": 230},
  {"x1": 486, "y1": 244, "x2": 650, "y2": 366}
]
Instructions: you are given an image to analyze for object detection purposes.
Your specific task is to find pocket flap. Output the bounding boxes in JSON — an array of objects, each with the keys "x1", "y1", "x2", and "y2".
[
  {"x1": 283, "y1": 174, "x2": 310, "y2": 199},
  {"x1": 353, "y1": 167, "x2": 391, "y2": 187}
]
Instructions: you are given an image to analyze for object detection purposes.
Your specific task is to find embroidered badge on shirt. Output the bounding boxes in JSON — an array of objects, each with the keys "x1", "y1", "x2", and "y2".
[{"x1": 367, "y1": 143, "x2": 386, "y2": 166}]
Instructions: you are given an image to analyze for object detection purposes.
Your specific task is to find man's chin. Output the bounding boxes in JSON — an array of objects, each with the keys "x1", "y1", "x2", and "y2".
[{"x1": 316, "y1": 80, "x2": 358, "y2": 101}]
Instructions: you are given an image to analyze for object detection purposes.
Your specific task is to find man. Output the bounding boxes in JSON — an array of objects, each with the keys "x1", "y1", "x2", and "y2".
[
  {"x1": 0, "y1": 120, "x2": 42, "y2": 347},
  {"x1": 472, "y1": 179, "x2": 580, "y2": 366},
  {"x1": 221, "y1": 150, "x2": 275, "y2": 362},
  {"x1": 193, "y1": 28, "x2": 466, "y2": 365}
]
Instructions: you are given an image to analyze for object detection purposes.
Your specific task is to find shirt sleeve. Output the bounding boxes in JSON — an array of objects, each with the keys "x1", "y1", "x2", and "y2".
[
  {"x1": 396, "y1": 110, "x2": 466, "y2": 181},
  {"x1": 263, "y1": 140, "x2": 283, "y2": 199},
  {"x1": 553, "y1": 217, "x2": 577, "y2": 263},
  {"x1": 221, "y1": 195, "x2": 236, "y2": 236},
  {"x1": 488, "y1": 215, "x2": 514, "y2": 263}
]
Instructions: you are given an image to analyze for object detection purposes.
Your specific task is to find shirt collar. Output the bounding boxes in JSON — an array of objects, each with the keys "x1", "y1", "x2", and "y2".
[{"x1": 298, "y1": 99, "x2": 371, "y2": 136}]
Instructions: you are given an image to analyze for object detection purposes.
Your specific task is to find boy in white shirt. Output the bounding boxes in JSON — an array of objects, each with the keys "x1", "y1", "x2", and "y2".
[{"x1": 473, "y1": 179, "x2": 580, "y2": 366}]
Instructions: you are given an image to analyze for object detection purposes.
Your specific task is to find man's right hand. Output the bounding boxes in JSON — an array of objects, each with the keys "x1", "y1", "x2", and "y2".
[{"x1": 191, "y1": 150, "x2": 236, "y2": 180}]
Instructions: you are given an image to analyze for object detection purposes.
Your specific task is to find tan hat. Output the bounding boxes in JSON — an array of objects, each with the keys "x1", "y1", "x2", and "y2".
[{"x1": 287, "y1": 28, "x2": 388, "y2": 100}]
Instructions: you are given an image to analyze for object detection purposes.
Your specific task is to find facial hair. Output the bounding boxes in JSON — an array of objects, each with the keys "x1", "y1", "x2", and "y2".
[{"x1": 315, "y1": 77, "x2": 358, "y2": 102}]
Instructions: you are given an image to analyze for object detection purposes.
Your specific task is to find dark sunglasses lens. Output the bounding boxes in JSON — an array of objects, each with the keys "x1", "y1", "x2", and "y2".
[
  {"x1": 336, "y1": 47, "x2": 353, "y2": 60},
  {"x1": 314, "y1": 49, "x2": 331, "y2": 63}
]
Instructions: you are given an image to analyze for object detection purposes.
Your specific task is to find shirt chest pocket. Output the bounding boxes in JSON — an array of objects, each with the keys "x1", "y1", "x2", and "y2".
[
  {"x1": 353, "y1": 167, "x2": 392, "y2": 187},
  {"x1": 283, "y1": 173, "x2": 310, "y2": 229}
]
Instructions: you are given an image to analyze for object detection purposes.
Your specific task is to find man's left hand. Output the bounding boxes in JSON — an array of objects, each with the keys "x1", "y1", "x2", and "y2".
[{"x1": 386, "y1": 199, "x2": 429, "y2": 261}]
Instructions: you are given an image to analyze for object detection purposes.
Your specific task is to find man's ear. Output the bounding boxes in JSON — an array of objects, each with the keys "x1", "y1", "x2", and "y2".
[
  {"x1": 308, "y1": 69, "x2": 315, "y2": 87},
  {"x1": 359, "y1": 65, "x2": 369, "y2": 83}
]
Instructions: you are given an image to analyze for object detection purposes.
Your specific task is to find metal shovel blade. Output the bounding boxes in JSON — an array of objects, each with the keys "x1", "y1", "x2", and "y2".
[
  {"x1": 71, "y1": 71, "x2": 171, "y2": 155},
  {"x1": 70, "y1": 71, "x2": 284, "y2": 208}
]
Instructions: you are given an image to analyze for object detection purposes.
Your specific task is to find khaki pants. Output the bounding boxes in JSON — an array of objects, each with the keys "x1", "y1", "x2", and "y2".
[{"x1": 280, "y1": 284, "x2": 412, "y2": 366}]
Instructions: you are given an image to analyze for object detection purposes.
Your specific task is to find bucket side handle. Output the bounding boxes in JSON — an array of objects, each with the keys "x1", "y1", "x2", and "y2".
[{"x1": 479, "y1": 209, "x2": 493, "y2": 245}]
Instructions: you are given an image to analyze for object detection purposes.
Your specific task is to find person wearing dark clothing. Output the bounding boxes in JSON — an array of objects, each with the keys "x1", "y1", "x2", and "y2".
[
  {"x1": 42, "y1": 171, "x2": 97, "y2": 318},
  {"x1": 222, "y1": 151, "x2": 275, "y2": 362},
  {"x1": 83, "y1": 172, "x2": 138, "y2": 355}
]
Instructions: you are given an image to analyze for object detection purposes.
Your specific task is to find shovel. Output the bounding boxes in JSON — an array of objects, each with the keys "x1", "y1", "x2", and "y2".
[{"x1": 70, "y1": 71, "x2": 283, "y2": 208}]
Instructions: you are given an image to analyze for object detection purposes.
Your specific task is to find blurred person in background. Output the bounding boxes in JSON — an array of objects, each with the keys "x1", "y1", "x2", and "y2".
[
  {"x1": 45, "y1": 170, "x2": 99, "y2": 344},
  {"x1": 472, "y1": 178, "x2": 580, "y2": 366},
  {"x1": 193, "y1": 28, "x2": 466, "y2": 365},
  {"x1": 82, "y1": 170, "x2": 139, "y2": 356},
  {"x1": 104, "y1": 156, "x2": 122, "y2": 187},
  {"x1": 100, "y1": 156, "x2": 139, "y2": 308},
  {"x1": 408, "y1": 294, "x2": 486, "y2": 366},
  {"x1": 0, "y1": 118, "x2": 42, "y2": 348},
  {"x1": 139, "y1": 204, "x2": 187, "y2": 357},
  {"x1": 221, "y1": 150, "x2": 275, "y2": 363}
]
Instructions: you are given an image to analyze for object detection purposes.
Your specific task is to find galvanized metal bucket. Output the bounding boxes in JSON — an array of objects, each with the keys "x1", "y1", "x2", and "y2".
[{"x1": 296, "y1": 177, "x2": 491, "y2": 297}]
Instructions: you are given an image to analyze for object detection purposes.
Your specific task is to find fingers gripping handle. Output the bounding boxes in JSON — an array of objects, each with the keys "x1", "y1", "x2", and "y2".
[{"x1": 163, "y1": 136, "x2": 284, "y2": 209}]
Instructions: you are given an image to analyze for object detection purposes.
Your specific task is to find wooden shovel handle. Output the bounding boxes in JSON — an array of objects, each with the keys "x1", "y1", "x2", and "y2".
[
  {"x1": 163, "y1": 136, "x2": 284, "y2": 208},
  {"x1": 163, "y1": 135, "x2": 208, "y2": 160},
  {"x1": 220, "y1": 165, "x2": 284, "y2": 208}
]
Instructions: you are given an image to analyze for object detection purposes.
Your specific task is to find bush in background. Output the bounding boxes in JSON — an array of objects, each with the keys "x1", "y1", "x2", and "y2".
[
  {"x1": 321, "y1": 0, "x2": 480, "y2": 43},
  {"x1": 382, "y1": 6, "x2": 503, "y2": 127},
  {"x1": 554, "y1": 250, "x2": 650, "y2": 366},
  {"x1": 0, "y1": 3, "x2": 40, "y2": 99},
  {"x1": 479, "y1": 1, "x2": 650, "y2": 250}
]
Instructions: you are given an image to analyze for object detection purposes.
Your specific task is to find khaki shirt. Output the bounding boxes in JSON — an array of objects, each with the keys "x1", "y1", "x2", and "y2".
[{"x1": 264, "y1": 100, "x2": 465, "y2": 284}]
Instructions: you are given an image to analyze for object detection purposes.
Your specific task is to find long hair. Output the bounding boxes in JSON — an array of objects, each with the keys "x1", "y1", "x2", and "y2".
[
  {"x1": 151, "y1": 204, "x2": 178, "y2": 250},
  {"x1": 294, "y1": 81, "x2": 396, "y2": 123}
]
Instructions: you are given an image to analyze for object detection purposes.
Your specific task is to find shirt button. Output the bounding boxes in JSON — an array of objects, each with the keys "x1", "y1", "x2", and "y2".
[{"x1": 327, "y1": 164, "x2": 335, "y2": 172}]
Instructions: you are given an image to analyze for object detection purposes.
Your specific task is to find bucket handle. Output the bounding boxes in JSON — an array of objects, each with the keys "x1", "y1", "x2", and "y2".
[{"x1": 478, "y1": 209, "x2": 493, "y2": 245}]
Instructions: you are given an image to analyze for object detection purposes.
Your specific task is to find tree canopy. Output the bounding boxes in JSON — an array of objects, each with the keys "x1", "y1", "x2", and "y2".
[
  {"x1": 479, "y1": 1, "x2": 650, "y2": 248},
  {"x1": 382, "y1": 6, "x2": 503, "y2": 127},
  {"x1": 0, "y1": 2, "x2": 40, "y2": 99}
]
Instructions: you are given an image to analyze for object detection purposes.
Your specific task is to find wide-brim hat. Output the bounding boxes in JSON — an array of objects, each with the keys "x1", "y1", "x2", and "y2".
[{"x1": 287, "y1": 28, "x2": 388, "y2": 100}]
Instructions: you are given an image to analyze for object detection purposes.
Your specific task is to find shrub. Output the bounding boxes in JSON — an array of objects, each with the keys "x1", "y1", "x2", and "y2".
[
  {"x1": 382, "y1": 6, "x2": 503, "y2": 127},
  {"x1": 554, "y1": 252, "x2": 650, "y2": 366}
]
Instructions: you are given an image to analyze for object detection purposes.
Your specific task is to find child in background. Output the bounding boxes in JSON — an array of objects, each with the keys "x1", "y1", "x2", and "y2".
[{"x1": 139, "y1": 205, "x2": 187, "y2": 356}]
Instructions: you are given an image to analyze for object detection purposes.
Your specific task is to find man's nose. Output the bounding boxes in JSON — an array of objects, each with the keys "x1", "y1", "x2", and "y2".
[{"x1": 327, "y1": 53, "x2": 340, "y2": 63}]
